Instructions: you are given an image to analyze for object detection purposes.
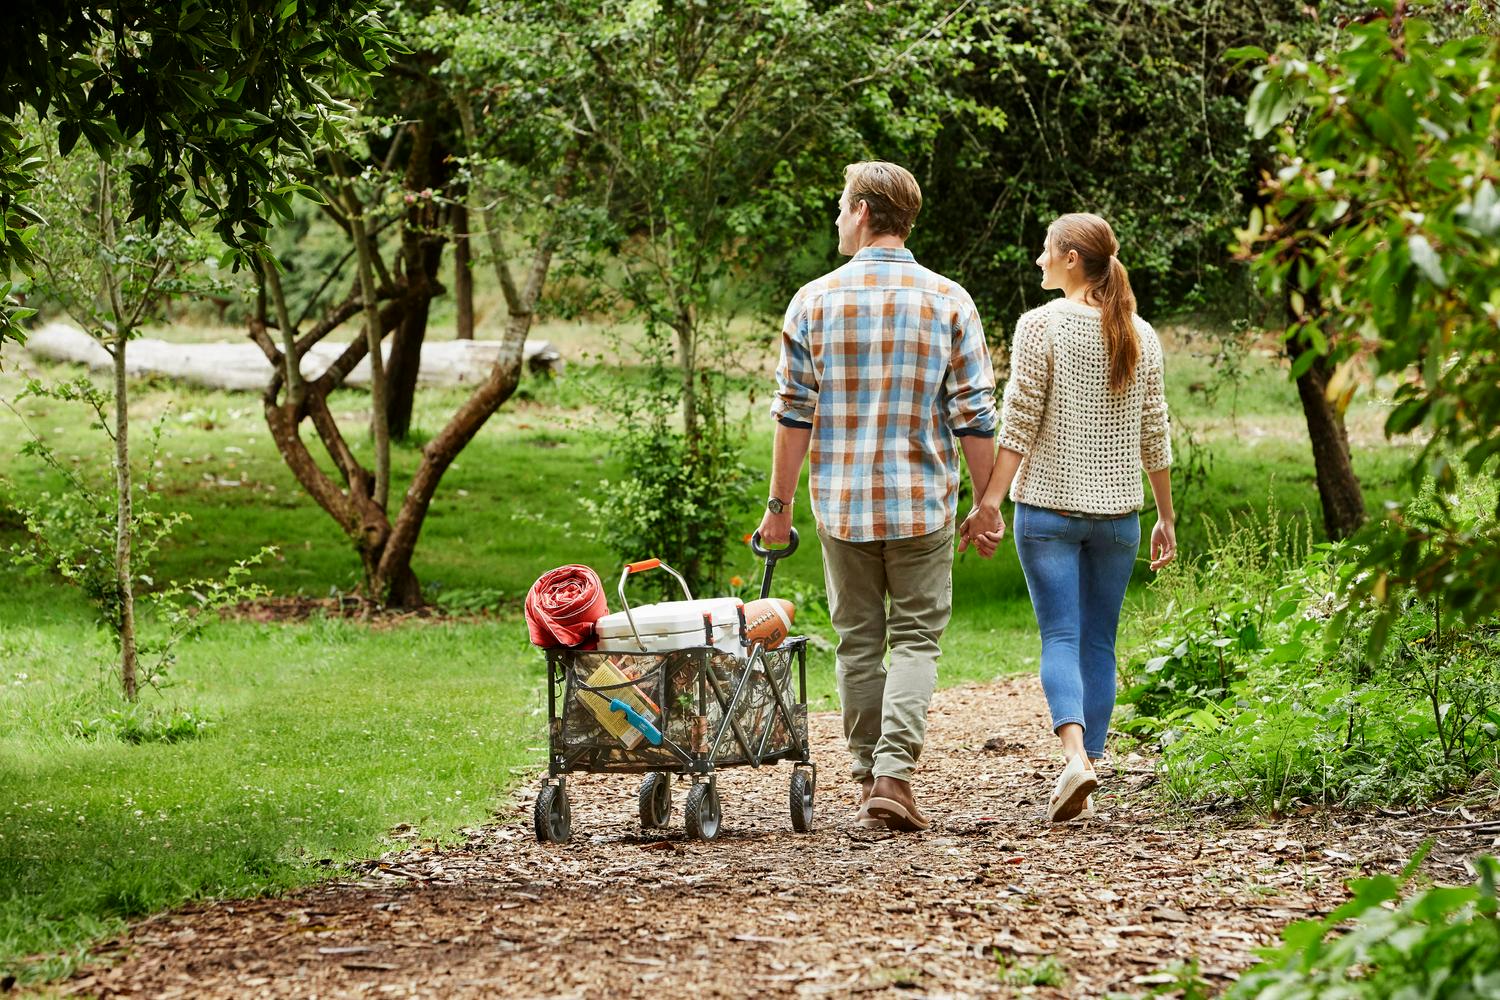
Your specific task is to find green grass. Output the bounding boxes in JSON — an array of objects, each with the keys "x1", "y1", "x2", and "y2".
[
  {"x1": 0, "y1": 320, "x2": 1421, "y2": 982},
  {"x1": 0, "y1": 570, "x2": 544, "y2": 980}
]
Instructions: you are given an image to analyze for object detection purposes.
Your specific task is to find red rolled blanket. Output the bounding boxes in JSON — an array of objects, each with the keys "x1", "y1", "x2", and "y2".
[{"x1": 526, "y1": 565, "x2": 610, "y2": 648}]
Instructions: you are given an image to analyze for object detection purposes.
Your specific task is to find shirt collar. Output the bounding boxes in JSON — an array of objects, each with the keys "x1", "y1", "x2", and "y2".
[{"x1": 852, "y1": 246, "x2": 915, "y2": 263}]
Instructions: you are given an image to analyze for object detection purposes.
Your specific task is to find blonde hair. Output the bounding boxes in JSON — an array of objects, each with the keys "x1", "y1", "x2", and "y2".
[
  {"x1": 844, "y1": 161, "x2": 922, "y2": 239},
  {"x1": 1048, "y1": 212, "x2": 1139, "y2": 392}
]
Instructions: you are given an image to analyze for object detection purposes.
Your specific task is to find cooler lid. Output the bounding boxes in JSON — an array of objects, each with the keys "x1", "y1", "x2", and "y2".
[{"x1": 596, "y1": 598, "x2": 744, "y2": 639}]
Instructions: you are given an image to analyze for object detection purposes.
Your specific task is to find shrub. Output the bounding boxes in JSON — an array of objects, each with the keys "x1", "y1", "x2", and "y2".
[
  {"x1": 73, "y1": 704, "x2": 212, "y2": 745},
  {"x1": 1122, "y1": 493, "x2": 1500, "y2": 811},
  {"x1": 581, "y1": 367, "x2": 753, "y2": 602},
  {"x1": 1228, "y1": 850, "x2": 1500, "y2": 999}
]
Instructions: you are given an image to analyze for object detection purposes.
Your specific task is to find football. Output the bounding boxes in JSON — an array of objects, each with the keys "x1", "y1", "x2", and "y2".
[{"x1": 743, "y1": 598, "x2": 796, "y2": 650}]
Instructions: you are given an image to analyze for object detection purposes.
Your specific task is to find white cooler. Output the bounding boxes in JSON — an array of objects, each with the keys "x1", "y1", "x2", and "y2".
[{"x1": 595, "y1": 597, "x2": 745, "y2": 654}]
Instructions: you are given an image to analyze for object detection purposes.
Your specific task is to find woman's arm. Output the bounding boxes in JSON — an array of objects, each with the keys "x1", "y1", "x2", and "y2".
[
  {"x1": 959, "y1": 446, "x2": 1021, "y2": 556},
  {"x1": 1141, "y1": 326, "x2": 1175, "y2": 570},
  {"x1": 1146, "y1": 461, "x2": 1176, "y2": 571},
  {"x1": 961, "y1": 311, "x2": 1050, "y2": 555}
]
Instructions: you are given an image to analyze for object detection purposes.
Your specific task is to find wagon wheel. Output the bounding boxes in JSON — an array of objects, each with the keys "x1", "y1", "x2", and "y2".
[
  {"x1": 683, "y1": 780, "x2": 721, "y2": 841},
  {"x1": 789, "y1": 768, "x2": 815, "y2": 833},
  {"x1": 533, "y1": 782, "x2": 572, "y2": 844},
  {"x1": 638, "y1": 771, "x2": 673, "y2": 829}
]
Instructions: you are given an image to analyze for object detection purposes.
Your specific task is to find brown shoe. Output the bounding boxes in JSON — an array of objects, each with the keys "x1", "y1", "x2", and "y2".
[
  {"x1": 852, "y1": 777, "x2": 883, "y2": 829},
  {"x1": 862, "y1": 776, "x2": 931, "y2": 832}
]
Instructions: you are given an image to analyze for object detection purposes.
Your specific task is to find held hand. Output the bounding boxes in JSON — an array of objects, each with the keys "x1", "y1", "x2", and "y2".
[
  {"x1": 1149, "y1": 518, "x2": 1177, "y2": 571},
  {"x1": 758, "y1": 510, "x2": 793, "y2": 547},
  {"x1": 958, "y1": 506, "x2": 1005, "y2": 558},
  {"x1": 957, "y1": 510, "x2": 977, "y2": 553},
  {"x1": 974, "y1": 530, "x2": 1001, "y2": 559}
]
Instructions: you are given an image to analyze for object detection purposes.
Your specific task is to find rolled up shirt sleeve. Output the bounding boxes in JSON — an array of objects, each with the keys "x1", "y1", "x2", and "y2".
[
  {"x1": 1140, "y1": 330, "x2": 1173, "y2": 472},
  {"x1": 996, "y1": 309, "x2": 1051, "y2": 455},
  {"x1": 770, "y1": 291, "x2": 817, "y2": 429},
  {"x1": 944, "y1": 296, "x2": 998, "y2": 437}
]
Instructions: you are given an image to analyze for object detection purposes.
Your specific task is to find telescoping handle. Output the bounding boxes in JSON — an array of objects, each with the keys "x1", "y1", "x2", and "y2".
[
  {"x1": 615, "y1": 558, "x2": 694, "y2": 650},
  {"x1": 749, "y1": 527, "x2": 799, "y2": 600}
]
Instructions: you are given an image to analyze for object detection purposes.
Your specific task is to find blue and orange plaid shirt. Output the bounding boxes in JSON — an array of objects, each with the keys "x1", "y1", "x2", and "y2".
[{"x1": 771, "y1": 247, "x2": 998, "y2": 542}]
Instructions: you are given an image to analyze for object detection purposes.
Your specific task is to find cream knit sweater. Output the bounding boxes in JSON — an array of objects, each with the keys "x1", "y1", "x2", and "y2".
[{"x1": 997, "y1": 298, "x2": 1172, "y2": 515}]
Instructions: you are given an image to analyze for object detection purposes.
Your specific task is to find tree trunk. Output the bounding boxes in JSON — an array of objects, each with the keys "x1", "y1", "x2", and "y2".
[
  {"x1": 369, "y1": 141, "x2": 581, "y2": 608},
  {"x1": 373, "y1": 325, "x2": 531, "y2": 607},
  {"x1": 675, "y1": 311, "x2": 698, "y2": 440},
  {"x1": 339, "y1": 162, "x2": 392, "y2": 517},
  {"x1": 453, "y1": 201, "x2": 474, "y2": 340},
  {"x1": 113, "y1": 336, "x2": 138, "y2": 701},
  {"x1": 385, "y1": 121, "x2": 450, "y2": 441},
  {"x1": 98, "y1": 162, "x2": 138, "y2": 701},
  {"x1": 1291, "y1": 343, "x2": 1366, "y2": 540},
  {"x1": 387, "y1": 245, "x2": 442, "y2": 440},
  {"x1": 257, "y1": 119, "x2": 575, "y2": 610}
]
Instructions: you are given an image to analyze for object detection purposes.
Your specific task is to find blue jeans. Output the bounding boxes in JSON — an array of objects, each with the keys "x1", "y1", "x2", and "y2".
[{"x1": 1013, "y1": 503, "x2": 1140, "y2": 759}]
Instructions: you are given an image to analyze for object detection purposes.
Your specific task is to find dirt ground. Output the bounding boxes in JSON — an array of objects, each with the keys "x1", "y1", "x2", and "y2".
[{"x1": 60, "y1": 676, "x2": 1497, "y2": 999}]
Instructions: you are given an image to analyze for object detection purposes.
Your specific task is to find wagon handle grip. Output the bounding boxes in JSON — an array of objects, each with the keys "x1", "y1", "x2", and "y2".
[
  {"x1": 750, "y1": 528, "x2": 799, "y2": 600},
  {"x1": 749, "y1": 528, "x2": 798, "y2": 560},
  {"x1": 625, "y1": 558, "x2": 661, "y2": 573}
]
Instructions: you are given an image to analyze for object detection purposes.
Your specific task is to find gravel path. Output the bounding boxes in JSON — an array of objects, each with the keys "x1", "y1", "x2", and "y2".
[{"x1": 63, "y1": 676, "x2": 1493, "y2": 998}]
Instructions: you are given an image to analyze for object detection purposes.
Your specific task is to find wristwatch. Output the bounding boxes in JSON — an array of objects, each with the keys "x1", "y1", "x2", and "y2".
[{"x1": 766, "y1": 496, "x2": 790, "y2": 515}]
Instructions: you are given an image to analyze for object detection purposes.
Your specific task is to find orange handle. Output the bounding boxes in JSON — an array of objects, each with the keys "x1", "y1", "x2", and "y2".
[{"x1": 625, "y1": 558, "x2": 661, "y2": 574}]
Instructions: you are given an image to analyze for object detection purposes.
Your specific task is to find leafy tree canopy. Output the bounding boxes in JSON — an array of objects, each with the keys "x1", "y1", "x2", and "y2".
[
  {"x1": 1237, "y1": 2, "x2": 1500, "y2": 639},
  {"x1": 0, "y1": 0, "x2": 397, "y2": 346}
]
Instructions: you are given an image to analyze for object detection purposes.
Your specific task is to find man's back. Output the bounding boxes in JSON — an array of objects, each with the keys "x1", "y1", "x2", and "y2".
[{"x1": 772, "y1": 246, "x2": 996, "y2": 542}]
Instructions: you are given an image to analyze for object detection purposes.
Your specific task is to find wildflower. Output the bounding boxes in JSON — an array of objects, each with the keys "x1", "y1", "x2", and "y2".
[{"x1": 730, "y1": 576, "x2": 744, "y2": 588}]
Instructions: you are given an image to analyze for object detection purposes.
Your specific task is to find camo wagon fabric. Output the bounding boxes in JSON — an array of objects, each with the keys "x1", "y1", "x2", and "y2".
[{"x1": 553, "y1": 641, "x2": 809, "y2": 771}]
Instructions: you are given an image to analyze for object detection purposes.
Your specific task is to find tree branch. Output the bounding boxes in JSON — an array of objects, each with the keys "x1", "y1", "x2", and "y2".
[
  {"x1": 454, "y1": 91, "x2": 524, "y2": 315},
  {"x1": 332, "y1": 150, "x2": 391, "y2": 511},
  {"x1": 263, "y1": 261, "x2": 305, "y2": 404}
]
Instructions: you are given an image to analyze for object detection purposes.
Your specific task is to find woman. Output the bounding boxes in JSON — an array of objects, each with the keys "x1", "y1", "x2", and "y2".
[{"x1": 961, "y1": 212, "x2": 1176, "y2": 822}]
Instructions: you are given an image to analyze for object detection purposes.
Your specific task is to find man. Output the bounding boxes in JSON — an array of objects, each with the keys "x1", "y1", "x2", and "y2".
[{"x1": 756, "y1": 161, "x2": 998, "y2": 832}]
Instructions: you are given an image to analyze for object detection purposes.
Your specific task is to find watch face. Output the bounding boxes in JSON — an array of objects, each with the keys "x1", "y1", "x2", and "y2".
[{"x1": 767, "y1": 498, "x2": 784, "y2": 514}]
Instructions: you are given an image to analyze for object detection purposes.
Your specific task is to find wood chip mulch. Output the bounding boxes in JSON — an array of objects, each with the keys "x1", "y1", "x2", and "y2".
[
  {"x1": 219, "y1": 597, "x2": 494, "y2": 628},
  {"x1": 56, "y1": 676, "x2": 1500, "y2": 999}
]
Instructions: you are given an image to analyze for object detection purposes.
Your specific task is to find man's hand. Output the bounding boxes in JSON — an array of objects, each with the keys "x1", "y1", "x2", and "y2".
[
  {"x1": 958, "y1": 504, "x2": 1005, "y2": 558},
  {"x1": 758, "y1": 509, "x2": 793, "y2": 547},
  {"x1": 1149, "y1": 517, "x2": 1177, "y2": 571}
]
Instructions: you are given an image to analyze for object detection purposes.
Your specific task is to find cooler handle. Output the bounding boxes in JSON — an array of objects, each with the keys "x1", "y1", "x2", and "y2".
[{"x1": 616, "y1": 558, "x2": 694, "y2": 650}]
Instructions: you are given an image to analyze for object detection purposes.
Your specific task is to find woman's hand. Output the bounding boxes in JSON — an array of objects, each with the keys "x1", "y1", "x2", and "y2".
[
  {"x1": 1149, "y1": 517, "x2": 1176, "y2": 570},
  {"x1": 959, "y1": 505, "x2": 1005, "y2": 558}
]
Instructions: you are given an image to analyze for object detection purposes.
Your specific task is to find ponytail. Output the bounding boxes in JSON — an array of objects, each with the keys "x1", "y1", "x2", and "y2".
[
  {"x1": 1100, "y1": 255, "x2": 1139, "y2": 393},
  {"x1": 1048, "y1": 213, "x2": 1140, "y2": 392}
]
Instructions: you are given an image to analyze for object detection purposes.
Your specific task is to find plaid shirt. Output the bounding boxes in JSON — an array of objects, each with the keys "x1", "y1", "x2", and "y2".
[{"x1": 771, "y1": 247, "x2": 997, "y2": 542}]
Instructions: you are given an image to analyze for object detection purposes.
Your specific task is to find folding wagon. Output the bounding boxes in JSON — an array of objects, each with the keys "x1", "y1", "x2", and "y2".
[{"x1": 533, "y1": 531, "x2": 814, "y2": 842}]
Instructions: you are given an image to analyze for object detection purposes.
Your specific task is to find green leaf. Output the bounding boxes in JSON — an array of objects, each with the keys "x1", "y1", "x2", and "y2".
[
  {"x1": 1245, "y1": 77, "x2": 1299, "y2": 139},
  {"x1": 1407, "y1": 234, "x2": 1448, "y2": 289},
  {"x1": 1387, "y1": 397, "x2": 1430, "y2": 435},
  {"x1": 58, "y1": 121, "x2": 81, "y2": 156},
  {"x1": 1289, "y1": 347, "x2": 1320, "y2": 379},
  {"x1": 1224, "y1": 45, "x2": 1270, "y2": 63}
]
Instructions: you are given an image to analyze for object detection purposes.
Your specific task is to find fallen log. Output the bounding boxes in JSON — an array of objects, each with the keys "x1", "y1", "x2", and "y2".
[{"x1": 23, "y1": 322, "x2": 562, "y2": 391}]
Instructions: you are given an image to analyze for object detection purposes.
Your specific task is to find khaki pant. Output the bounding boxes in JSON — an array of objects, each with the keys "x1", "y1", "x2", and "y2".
[{"x1": 818, "y1": 524, "x2": 954, "y2": 782}]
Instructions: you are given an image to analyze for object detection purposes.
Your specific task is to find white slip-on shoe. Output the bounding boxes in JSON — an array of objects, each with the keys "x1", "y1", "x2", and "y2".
[
  {"x1": 1077, "y1": 794, "x2": 1095, "y2": 820},
  {"x1": 1047, "y1": 755, "x2": 1097, "y2": 823}
]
